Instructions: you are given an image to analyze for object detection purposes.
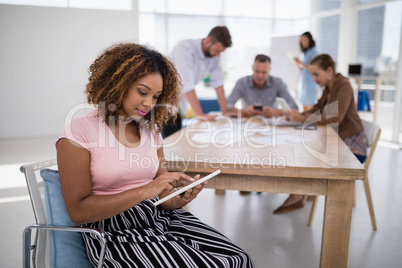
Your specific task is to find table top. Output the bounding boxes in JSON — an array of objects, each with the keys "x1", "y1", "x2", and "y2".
[{"x1": 163, "y1": 117, "x2": 365, "y2": 181}]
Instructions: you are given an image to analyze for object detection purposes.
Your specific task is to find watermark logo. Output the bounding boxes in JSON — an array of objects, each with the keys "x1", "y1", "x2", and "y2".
[
  {"x1": 301, "y1": 101, "x2": 339, "y2": 167},
  {"x1": 61, "y1": 101, "x2": 341, "y2": 167}
]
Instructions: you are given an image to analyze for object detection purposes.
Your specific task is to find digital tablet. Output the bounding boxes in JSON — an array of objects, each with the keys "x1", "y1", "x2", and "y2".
[
  {"x1": 153, "y1": 170, "x2": 221, "y2": 206},
  {"x1": 276, "y1": 97, "x2": 292, "y2": 112}
]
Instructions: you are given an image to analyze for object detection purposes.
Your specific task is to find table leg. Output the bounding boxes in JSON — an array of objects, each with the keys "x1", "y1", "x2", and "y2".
[{"x1": 320, "y1": 180, "x2": 354, "y2": 268}]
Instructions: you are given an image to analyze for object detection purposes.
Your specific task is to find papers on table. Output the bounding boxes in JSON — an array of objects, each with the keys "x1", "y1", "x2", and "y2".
[
  {"x1": 265, "y1": 117, "x2": 303, "y2": 127},
  {"x1": 189, "y1": 119, "x2": 307, "y2": 146},
  {"x1": 247, "y1": 134, "x2": 303, "y2": 146}
]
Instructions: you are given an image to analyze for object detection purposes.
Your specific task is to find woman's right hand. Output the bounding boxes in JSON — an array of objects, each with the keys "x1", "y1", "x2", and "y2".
[
  {"x1": 286, "y1": 110, "x2": 305, "y2": 122},
  {"x1": 140, "y1": 172, "x2": 195, "y2": 200}
]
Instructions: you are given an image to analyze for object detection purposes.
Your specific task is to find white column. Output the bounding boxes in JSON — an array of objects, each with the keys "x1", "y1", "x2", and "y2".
[
  {"x1": 337, "y1": 0, "x2": 359, "y2": 75},
  {"x1": 392, "y1": 13, "x2": 402, "y2": 145},
  {"x1": 132, "y1": 0, "x2": 139, "y2": 42},
  {"x1": 311, "y1": 0, "x2": 317, "y2": 35}
]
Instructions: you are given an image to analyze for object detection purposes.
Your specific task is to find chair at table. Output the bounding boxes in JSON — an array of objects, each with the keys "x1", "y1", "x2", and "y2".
[
  {"x1": 307, "y1": 119, "x2": 381, "y2": 230},
  {"x1": 21, "y1": 159, "x2": 107, "y2": 268}
]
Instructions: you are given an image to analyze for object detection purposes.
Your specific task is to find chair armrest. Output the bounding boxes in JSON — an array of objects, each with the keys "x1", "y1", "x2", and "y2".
[{"x1": 23, "y1": 224, "x2": 107, "y2": 268}]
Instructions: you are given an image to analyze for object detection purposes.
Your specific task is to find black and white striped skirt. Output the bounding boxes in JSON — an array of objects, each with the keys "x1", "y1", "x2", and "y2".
[{"x1": 81, "y1": 199, "x2": 255, "y2": 268}]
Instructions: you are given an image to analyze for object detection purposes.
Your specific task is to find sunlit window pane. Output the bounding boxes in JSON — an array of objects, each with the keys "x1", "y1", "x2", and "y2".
[
  {"x1": 167, "y1": 0, "x2": 221, "y2": 15},
  {"x1": 0, "y1": 0, "x2": 66, "y2": 7},
  {"x1": 224, "y1": 18, "x2": 273, "y2": 85},
  {"x1": 275, "y1": 0, "x2": 311, "y2": 19},
  {"x1": 316, "y1": 15, "x2": 340, "y2": 62},
  {"x1": 357, "y1": 6, "x2": 385, "y2": 76},
  {"x1": 167, "y1": 16, "x2": 221, "y2": 52},
  {"x1": 69, "y1": 0, "x2": 131, "y2": 10},
  {"x1": 274, "y1": 19, "x2": 310, "y2": 36},
  {"x1": 139, "y1": 14, "x2": 166, "y2": 53},
  {"x1": 315, "y1": 0, "x2": 340, "y2": 12},
  {"x1": 359, "y1": 0, "x2": 380, "y2": 3},
  {"x1": 224, "y1": 0, "x2": 273, "y2": 18},
  {"x1": 357, "y1": 1, "x2": 401, "y2": 91},
  {"x1": 138, "y1": 0, "x2": 165, "y2": 13}
]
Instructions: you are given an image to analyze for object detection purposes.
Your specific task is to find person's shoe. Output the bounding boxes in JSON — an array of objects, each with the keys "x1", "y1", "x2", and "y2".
[
  {"x1": 273, "y1": 199, "x2": 304, "y2": 214},
  {"x1": 306, "y1": 195, "x2": 315, "y2": 201},
  {"x1": 239, "y1": 191, "x2": 251, "y2": 195},
  {"x1": 215, "y1": 189, "x2": 226, "y2": 195}
]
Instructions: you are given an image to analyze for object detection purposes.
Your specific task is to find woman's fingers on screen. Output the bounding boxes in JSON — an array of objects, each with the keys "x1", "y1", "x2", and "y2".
[{"x1": 178, "y1": 172, "x2": 195, "y2": 182}]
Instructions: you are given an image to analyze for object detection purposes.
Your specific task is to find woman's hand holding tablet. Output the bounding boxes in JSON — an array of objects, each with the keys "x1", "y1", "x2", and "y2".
[{"x1": 153, "y1": 170, "x2": 221, "y2": 206}]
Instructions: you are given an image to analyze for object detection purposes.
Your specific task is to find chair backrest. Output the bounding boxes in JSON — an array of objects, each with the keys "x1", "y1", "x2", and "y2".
[
  {"x1": 361, "y1": 119, "x2": 381, "y2": 169},
  {"x1": 21, "y1": 159, "x2": 58, "y2": 267}
]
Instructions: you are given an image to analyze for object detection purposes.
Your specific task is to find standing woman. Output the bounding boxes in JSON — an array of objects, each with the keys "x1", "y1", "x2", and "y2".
[
  {"x1": 294, "y1": 31, "x2": 319, "y2": 111},
  {"x1": 274, "y1": 54, "x2": 367, "y2": 214},
  {"x1": 57, "y1": 43, "x2": 255, "y2": 267}
]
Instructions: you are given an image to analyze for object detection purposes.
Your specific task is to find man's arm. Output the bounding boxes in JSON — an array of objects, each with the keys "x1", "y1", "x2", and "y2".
[
  {"x1": 185, "y1": 90, "x2": 203, "y2": 116},
  {"x1": 215, "y1": 86, "x2": 229, "y2": 115},
  {"x1": 226, "y1": 78, "x2": 262, "y2": 117},
  {"x1": 277, "y1": 79, "x2": 299, "y2": 110},
  {"x1": 185, "y1": 90, "x2": 217, "y2": 120}
]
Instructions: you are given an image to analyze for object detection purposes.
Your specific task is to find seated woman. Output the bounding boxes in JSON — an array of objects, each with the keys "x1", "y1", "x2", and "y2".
[
  {"x1": 273, "y1": 53, "x2": 367, "y2": 214},
  {"x1": 57, "y1": 43, "x2": 255, "y2": 267}
]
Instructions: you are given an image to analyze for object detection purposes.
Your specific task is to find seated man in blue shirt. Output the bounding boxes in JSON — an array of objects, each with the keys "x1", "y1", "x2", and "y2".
[{"x1": 227, "y1": 54, "x2": 298, "y2": 117}]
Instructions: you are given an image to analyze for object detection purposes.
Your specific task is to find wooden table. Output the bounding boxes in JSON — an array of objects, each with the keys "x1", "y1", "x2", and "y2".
[{"x1": 163, "y1": 117, "x2": 365, "y2": 268}]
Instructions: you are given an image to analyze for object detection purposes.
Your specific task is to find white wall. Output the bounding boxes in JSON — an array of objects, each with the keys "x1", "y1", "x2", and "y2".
[{"x1": 0, "y1": 4, "x2": 138, "y2": 139}]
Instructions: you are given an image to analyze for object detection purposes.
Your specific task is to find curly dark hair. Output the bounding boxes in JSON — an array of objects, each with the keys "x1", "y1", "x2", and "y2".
[{"x1": 85, "y1": 43, "x2": 181, "y2": 132}]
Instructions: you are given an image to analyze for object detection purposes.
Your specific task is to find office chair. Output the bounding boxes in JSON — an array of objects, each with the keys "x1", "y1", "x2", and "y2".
[
  {"x1": 21, "y1": 159, "x2": 107, "y2": 267},
  {"x1": 307, "y1": 119, "x2": 381, "y2": 230}
]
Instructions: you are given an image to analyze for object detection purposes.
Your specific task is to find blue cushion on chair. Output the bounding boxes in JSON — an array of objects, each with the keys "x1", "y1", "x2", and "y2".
[{"x1": 40, "y1": 169, "x2": 93, "y2": 268}]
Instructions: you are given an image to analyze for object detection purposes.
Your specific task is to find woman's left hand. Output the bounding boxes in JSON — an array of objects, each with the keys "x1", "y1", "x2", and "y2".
[
  {"x1": 286, "y1": 110, "x2": 305, "y2": 122},
  {"x1": 171, "y1": 174, "x2": 206, "y2": 208}
]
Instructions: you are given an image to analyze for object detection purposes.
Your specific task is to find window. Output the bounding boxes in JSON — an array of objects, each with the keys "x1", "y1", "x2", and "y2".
[
  {"x1": 274, "y1": 0, "x2": 311, "y2": 19},
  {"x1": 359, "y1": 0, "x2": 381, "y2": 3},
  {"x1": 167, "y1": 0, "x2": 221, "y2": 16},
  {"x1": 356, "y1": 1, "x2": 402, "y2": 141},
  {"x1": 316, "y1": 15, "x2": 340, "y2": 62},
  {"x1": 138, "y1": 0, "x2": 312, "y2": 97},
  {"x1": 0, "y1": 0, "x2": 131, "y2": 10},
  {"x1": 357, "y1": 6, "x2": 386, "y2": 76},
  {"x1": 224, "y1": 0, "x2": 273, "y2": 18},
  {"x1": 315, "y1": 0, "x2": 341, "y2": 11}
]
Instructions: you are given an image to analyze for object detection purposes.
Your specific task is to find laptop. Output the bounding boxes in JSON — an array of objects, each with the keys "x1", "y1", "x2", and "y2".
[{"x1": 348, "y1": 64, "x2": 362, "y2": 77}]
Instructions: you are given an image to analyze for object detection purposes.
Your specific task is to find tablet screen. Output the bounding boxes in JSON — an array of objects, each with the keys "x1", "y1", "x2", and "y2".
[{"x1": 153, "y1": 170, "x2": 221, "y2": 206}]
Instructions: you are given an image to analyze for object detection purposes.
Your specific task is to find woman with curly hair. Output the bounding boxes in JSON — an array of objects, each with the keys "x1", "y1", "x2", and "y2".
[{"x1": 56, "y1": 43, "x2": 254, "y2": 268}]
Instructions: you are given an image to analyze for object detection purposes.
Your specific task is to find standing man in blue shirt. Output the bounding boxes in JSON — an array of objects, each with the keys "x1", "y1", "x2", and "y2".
[
  {"x1": 227, "y1": 54, "x2": 298, "y2": 117},
  {"x1": 163, "y1": 26, "x2": 234, "y2": 138}
]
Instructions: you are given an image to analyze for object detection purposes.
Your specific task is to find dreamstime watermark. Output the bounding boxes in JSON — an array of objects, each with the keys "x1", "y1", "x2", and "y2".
[{"x1": 62, "y1": 101, "x2": 341, "y2": 167}]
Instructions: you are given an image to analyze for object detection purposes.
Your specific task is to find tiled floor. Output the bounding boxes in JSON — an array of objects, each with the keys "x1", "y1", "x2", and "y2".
[{"x1": 0, "y1": 137, "x2": 401, "y2": 267}]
